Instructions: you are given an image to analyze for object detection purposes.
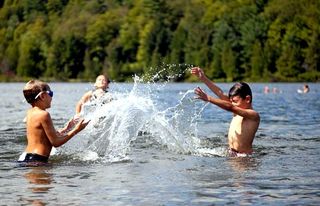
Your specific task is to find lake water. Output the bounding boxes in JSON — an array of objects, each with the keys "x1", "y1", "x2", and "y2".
[{"x1": 0, "y1": 80, "x2": 319, "y2": 205}]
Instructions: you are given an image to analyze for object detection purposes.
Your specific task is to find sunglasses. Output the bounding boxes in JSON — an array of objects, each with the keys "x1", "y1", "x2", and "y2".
[{"x1": 34, "y1": 90, "x2": 54, "y2": 100}]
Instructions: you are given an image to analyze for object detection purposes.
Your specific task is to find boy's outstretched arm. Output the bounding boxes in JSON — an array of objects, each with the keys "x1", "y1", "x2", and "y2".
[
  {"x1": 194, "y1": 86, "x2": 232, "y2": 111},
  {"x1": 195, "y1": 87, "x2": 260, "y2": 121},
  {"x1": 41, "y1": 112, "x2": 90, "y2": 147},
  {"x1": 191, "y1": 67, "x2": 229, "y2": 101}
]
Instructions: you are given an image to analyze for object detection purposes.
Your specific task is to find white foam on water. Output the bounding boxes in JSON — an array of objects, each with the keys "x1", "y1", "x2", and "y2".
[{"x1": 195, "y1": 147, "x2": 227, "y2": 157}]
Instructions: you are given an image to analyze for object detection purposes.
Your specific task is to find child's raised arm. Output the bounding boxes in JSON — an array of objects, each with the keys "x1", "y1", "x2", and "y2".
[{"x1": 191, "y1": 67, "x2": 229, "y2": 101}]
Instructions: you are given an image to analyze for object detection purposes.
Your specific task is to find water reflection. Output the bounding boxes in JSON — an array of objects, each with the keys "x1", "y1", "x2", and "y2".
[
  {"x1": 227, "y1": 157, "x2": 260, "y2": 172},
  {"x1": 23, "y1": 167, "x2": 53, "y2": 205}
]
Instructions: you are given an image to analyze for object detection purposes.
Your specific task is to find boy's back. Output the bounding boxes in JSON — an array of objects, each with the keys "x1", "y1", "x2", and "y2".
[{"x1": 25, "y1": 107, "x2": 53, "y2": 157}]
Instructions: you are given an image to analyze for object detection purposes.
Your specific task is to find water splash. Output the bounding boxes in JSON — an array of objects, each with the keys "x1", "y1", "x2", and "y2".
[
  {"x1": 144, "y1": 89, "x2": 202, "y2": 154},
  {"x1": 59, "y1": 66, "x2": 224, "y2": 162},
  {"x1": 142, "y1": 63, "x2": 194, "y2": 83}
]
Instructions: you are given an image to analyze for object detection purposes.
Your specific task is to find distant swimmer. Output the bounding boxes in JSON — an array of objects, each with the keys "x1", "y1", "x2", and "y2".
[
  {"x1": 18, "y1": 80, "x2": 89, "y2": 165},
  {"x1": 191, "y1": 67, "x2": 260, "y2": 157},
  {"x1": 75, "y1": 74, "x2": 112, "y2": 115},
  {"x1": 272, "y1": 87, "x2": 279, "y2": 93},
  {"x1": 297, "y1": 84, "x2": 310, "y2": 93},
  {"x1": 264, "y1": 86, "x2": 281, "y2": 94}
]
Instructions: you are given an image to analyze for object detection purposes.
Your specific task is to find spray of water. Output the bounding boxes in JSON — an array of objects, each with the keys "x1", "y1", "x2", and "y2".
[{"x1": 58, "y1": 64, "x2": 224, "y2": 162}]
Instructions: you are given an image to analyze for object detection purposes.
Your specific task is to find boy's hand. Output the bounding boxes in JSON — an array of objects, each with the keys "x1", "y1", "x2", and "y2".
[
  {"x1": 191, "y1": 67, "x2": 206, "y2": 81},
  {"x1": 74, "y1": 119, "x2": 90, "y2": 132},
  {"x1": 59, "y1": 117, "x2": 79, "y2": 134},
  {"x1": 194, "y1": 87, "x2": 210, "y2": 102},
  {"x1": 65, "y1": 118, "x2": 76, "y2": 130}
]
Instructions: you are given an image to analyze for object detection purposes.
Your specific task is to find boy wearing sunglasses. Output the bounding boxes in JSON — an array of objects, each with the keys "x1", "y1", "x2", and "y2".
[{"x1": 18, "y1": 80, "x2": 89, "y2": 164}]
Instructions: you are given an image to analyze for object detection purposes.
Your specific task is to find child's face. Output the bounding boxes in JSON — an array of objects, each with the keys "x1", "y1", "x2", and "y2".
[
  {"x1": 34, "y1": 90, "x2": 53, "y2": 108},
  {"x1": 230, "y1": 95, "x2": 251, "y2": 108},
  {"x1": 43, "y1": 90, "x2": 53, "y2": 108},
  {"x1": 95, "y1": 75, "x2": 109, "y2": 90}
]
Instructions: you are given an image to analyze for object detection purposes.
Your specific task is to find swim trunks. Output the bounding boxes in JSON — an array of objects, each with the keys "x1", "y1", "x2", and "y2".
[
  {"x1": 18, "y1": 152, "x2": 49, "y2": 163},
  {"x1": 228, "y1": 148, "x2": 252, "y2": 157}
]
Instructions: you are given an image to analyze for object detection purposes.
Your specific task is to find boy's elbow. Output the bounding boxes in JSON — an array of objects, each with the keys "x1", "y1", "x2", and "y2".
[
  {"x1": 52, "y1": 142, "x2": 63, "y2": 147},
  {"x1": 51, "y1": 136, "x2": 65, "y2": 147}
]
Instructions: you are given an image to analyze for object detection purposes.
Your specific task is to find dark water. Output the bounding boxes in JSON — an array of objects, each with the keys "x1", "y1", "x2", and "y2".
[{"x1": 0, "y1": 82, "x2": 319, "y2": 205}]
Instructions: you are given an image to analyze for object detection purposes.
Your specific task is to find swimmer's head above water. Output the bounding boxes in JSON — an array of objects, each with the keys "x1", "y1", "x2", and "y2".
[{"x1": 94, "y1": 74, "x2": 110, "y2": 91}]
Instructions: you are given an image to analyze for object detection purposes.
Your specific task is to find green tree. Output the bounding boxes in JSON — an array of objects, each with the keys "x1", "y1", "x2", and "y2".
[
  {"x1": 85, "y1": 9, "x2": 123, "y2": 79},
  {"x1": 221, "y1": 42, "x2": 236, "y2": 81},
  {"x1": 250, "y1": 41, "x2": 265, "y2": 80},
  {"x1": 0, "y1": 0, "x2": 319, "y2": 82},
  {"x1": 16, "y1": 18, "x2": 47, "y2": 78}
]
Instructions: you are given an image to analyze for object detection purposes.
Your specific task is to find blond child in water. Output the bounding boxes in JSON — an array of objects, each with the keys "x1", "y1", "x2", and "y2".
[{"x1": 18, "y1": 80, "x2": 89, "y2": 164}]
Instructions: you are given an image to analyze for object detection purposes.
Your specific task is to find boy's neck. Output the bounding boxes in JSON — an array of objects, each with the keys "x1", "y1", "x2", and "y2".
[
  {"x1": 32, "y1": 102, "x2": 47, "y2": 110},
  {"x1": 96, "y1": 88, "x2": 107, "y2": 92}
]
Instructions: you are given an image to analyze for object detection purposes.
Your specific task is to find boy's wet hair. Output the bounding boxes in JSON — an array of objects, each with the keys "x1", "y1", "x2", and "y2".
[
  {"x1": 228, "y1": 82, "x2": 252, "y2": 103},
  {"x1": 23, "y1": 80, "x2": 50, "y2": 104}
]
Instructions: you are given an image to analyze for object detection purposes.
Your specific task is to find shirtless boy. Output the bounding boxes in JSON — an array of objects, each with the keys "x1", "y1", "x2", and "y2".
[
  {"x1": 19, "y1": 80, "x2": 89, "y2": 164},
  {"x1": 191, "y1": 67, "x2": 260, "y2": 157},
  {"x1": 75, "y1": 74, "x2": 111, "y2": 114}
]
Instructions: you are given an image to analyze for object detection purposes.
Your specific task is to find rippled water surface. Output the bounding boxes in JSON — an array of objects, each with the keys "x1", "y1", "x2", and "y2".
[{"x1": 0, "y1": 81, "x2": 319, "y2": 205}]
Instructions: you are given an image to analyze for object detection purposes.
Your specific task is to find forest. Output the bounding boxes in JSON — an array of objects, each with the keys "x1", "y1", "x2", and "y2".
[{"x1": 0, "y1": 0, "x2": 319, "y2": 82}]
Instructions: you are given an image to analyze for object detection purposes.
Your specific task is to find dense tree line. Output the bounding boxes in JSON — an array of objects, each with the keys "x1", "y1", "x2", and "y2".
[{"x1": 0, "y1": 0, "x2": 319, "y2": 82}]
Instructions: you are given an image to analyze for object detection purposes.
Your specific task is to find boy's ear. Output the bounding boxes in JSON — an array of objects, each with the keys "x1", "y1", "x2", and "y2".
[
  {"x1": 39, "y1": 92, "x2": 46, "y2": 101},
  {"x1": 245, "y1": 95, "x2": 251, "y2": 103}
]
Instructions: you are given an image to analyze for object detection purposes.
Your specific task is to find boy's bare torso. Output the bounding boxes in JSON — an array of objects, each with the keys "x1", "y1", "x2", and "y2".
[{"x1": 228, "y1": 113, "x2": 259, "y2": 154}]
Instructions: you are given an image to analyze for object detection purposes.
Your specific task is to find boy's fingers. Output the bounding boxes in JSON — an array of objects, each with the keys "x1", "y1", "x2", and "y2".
[
  {"x1": 77, "y1": 119, "x2": 85, "y2": 124},
  {"x1": 195, "y1": 87, "x2": 203, "y2": 93}
]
